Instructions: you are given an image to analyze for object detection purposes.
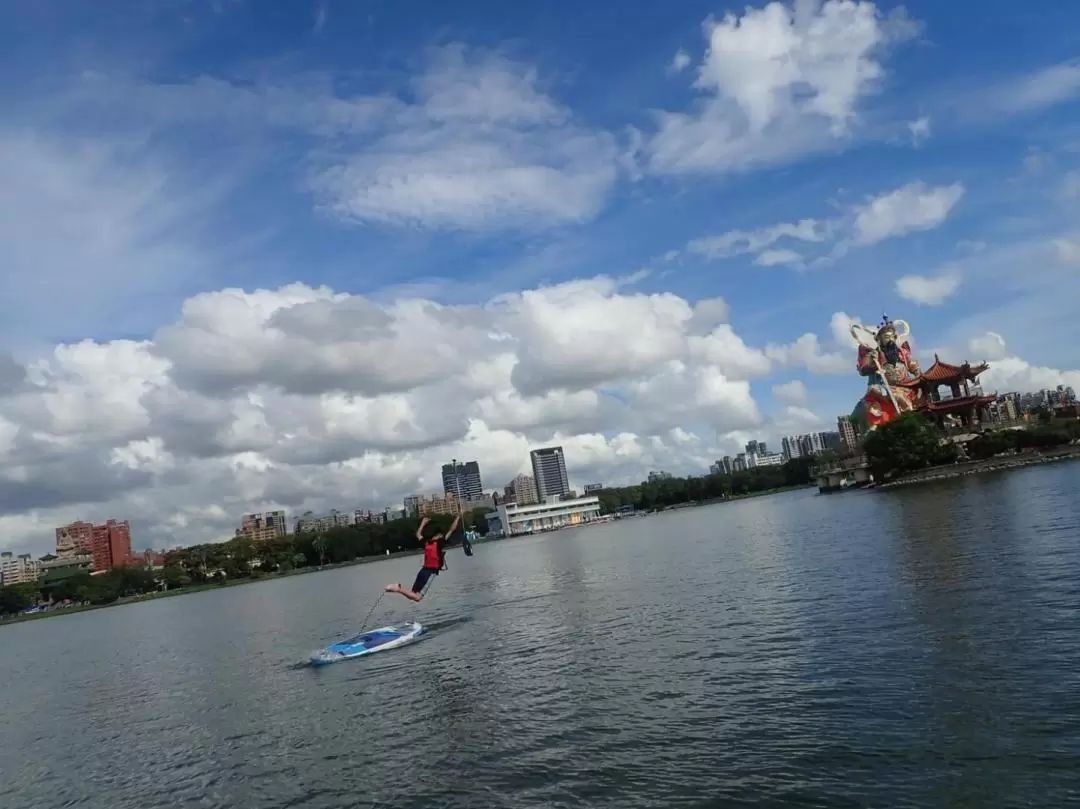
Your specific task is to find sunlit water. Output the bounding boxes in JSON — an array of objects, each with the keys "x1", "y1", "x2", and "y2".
[{"x1": 2, "y1": 462, "x2": 1080, "y2": 808}]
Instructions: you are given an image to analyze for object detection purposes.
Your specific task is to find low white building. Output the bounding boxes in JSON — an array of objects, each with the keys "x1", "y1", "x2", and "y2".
[{"x1": 486, "y1": 496, "x2": 602, "y2": 537}]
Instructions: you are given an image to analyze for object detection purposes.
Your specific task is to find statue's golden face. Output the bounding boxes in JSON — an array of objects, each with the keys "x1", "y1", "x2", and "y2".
[{"x1": 877, "y1": 326, "x2": 897, "y2": 345}]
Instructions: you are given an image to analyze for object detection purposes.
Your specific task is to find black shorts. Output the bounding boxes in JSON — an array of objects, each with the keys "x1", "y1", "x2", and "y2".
[{"x1": 411, "y1": 567, "x2": 439, "y2": 594}]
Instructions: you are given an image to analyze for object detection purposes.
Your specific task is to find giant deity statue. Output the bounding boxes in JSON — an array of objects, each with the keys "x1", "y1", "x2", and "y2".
[{"x1": 849, "y1": 314, "x2": 922, "y2": 431}]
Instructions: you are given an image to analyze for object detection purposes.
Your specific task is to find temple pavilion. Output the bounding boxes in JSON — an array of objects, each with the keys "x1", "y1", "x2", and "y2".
[{"x1": 897, "y1": 355, "x2": 996, "y2": 430}]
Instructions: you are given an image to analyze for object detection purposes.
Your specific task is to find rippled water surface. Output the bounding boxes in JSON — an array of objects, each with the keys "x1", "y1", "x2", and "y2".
[{"x1": 3, "y1": 463, "x2": 1080, "y2": 808}]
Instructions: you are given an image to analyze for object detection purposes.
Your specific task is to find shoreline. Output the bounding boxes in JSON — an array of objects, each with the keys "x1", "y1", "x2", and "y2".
[
  {"x1": 0, "y1": 547, "x2": 423, "y2": 627},
  {"x1": 2, "y1": 486, "x2": 810, "y2": 626},
  {"x1": 879, "y1": 445, "x2": 1080, "y2": 489}
]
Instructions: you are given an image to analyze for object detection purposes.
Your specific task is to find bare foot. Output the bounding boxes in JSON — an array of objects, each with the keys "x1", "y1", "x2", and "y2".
[{"x1": 384, "y1": 583, "x2": 400, "y2": 593}]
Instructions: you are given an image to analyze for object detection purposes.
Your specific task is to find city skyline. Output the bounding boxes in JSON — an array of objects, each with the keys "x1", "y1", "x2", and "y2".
[
  {"x1": 2, "y1": 382, "x2": 1072, "y2": 557},
  {"x1": 3, "y1": 0, "x2": 1080, "y2": 555}
]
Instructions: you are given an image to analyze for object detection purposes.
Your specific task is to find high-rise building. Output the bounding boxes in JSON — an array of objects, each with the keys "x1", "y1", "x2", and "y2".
[
  {"x1": 92, "y1": 519, "x2": 132, "y2": 572},
  {"x1": 837, "y1": 416, "x2": 859, "y2": 452},
  {"x1": 442, "y1": 459, "x2": 483, "y2": 502},
  {"x1": 235, "y1": 511, "x2": 287, "y2": 543},
  {"x1": 530, "y1": 447, "x2": 570, "y2": 502},
  {"x1": 781, "y1": 436, "x2": 803, "y2": 460},
  {"x1": 503, "y1": 473, "x2": 538, "y2": 506}
]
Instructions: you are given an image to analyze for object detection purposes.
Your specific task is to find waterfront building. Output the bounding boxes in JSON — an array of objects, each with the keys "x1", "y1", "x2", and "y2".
[
  {"x1": 235, "y1": 511, "x2": 287, "y2": 543},
  {"x1": 782, "y1": 436, "x2": 803, "y2": 460},
  {"x1": 485, "y1": 496, "x2": 602, "y2": 537},
  {"x1": 442, "y1": 459, "x2": 483, "y2": 502},
  {"x1": 530, "y1": 447, "x2": 570, "y2": 502},
  {"x1": 0, "y1": 551, "x2": 40, "y2": 585}
]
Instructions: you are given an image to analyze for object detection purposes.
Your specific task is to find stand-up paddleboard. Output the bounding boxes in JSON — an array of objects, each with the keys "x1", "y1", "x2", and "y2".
[{"x1": 310, "y1": 621, "x2": 424, "y2": 667}]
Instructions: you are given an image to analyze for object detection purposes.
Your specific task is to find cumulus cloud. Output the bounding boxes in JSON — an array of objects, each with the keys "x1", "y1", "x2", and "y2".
[
  {"x1": 895, "y1": 268, "x2": 962, "y2": 305},
  {"x1": 765, "y1": 333, "x2": 849, "y2": 375},
  {"x1": 0, "y1": 277, "x2": 794, "y2": 555},
  {"x1": 968, "y1": 332, "x2": 1008, "y2": 361},
  {"x1": 931, "y1": 331, "x2": 1080, "y2": 396},
  {"x1": 852, "y1": 181, "x2": 965, "y2": 246},
  {"x1": 772, "y1": 380, "x2": 807, "y2": 406},
  {"x1": 643, "y1": 0, "x2": 919, "y2": 175}
]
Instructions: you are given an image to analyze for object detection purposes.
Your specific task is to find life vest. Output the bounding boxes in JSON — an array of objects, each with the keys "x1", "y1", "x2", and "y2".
[{"x1": 422, "y1": 539, "x2": 441, "y2": 570}]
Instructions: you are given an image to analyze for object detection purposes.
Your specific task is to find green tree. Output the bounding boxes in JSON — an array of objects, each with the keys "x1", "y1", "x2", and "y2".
[{"x1": 862, "y1": 412, "x2": 958, "y2": 481}]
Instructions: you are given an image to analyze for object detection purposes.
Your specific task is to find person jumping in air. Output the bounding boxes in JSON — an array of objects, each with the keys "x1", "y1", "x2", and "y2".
[{"x1": 384, "y1": 513, "x2": 460, "y2": 602}]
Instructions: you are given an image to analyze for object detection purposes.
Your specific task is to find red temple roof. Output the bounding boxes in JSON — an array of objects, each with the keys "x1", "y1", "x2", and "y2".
[{"x1": 921, "y1": 354, "x2": 989, "y2": 383}]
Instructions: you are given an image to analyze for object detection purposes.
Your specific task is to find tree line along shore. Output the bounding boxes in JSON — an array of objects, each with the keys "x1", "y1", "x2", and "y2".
[{"x1": 1, "y1": 458, "x2": 819, "y2": 619}]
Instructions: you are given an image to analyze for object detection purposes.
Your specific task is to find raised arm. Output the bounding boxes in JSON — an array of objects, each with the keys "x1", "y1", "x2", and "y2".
[
  {"x1": 447, "y1": 513, "x2": 461, "y2": 536},
  {"x1": 415, "y1": 516, "x2": 430, "y2": 541}
]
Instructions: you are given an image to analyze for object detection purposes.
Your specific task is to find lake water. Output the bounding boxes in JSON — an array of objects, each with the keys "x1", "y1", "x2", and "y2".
[{"x1": 2, "y1": 463, "x2": 1080, "y2": 808}]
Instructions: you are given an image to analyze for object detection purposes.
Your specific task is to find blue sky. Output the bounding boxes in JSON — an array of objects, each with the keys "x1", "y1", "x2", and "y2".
[
  {"x1": 5, "y1": 1, "x2": 1079, "y2": 353},
  {"x1": 1, "y1": 0, "x2": 1080, "y2": 550}
]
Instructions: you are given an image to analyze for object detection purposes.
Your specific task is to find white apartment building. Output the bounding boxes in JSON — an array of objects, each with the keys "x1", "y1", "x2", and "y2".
[{"x1": 0, "y1": 552, "x2": 40, "y2": 586}]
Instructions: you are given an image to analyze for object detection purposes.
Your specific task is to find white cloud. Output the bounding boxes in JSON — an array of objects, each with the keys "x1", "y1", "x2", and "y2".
[
  {"x1": 63, "y1": 46, "x2": 619, "y2": 234},
  {"x1": 0, "y1": 277, "x2": 789, "y2": 555},
  {"x1": 669, "y1": 49, "x2": 691, "y2": 73},
  {"x1": 685, "y1": 218, "x2": 829, "y2": 261},
  {"x1": 681, "y1": 178, "x2": 964, "y2": 271},
  {"x1": 989, "y1": 62, "x2": 1080, "y2": 116},
  {"x1": 908, "y1": 115, "x2": 931, "y2": 145},
  {"x1": 754, "y1": 248, "x2": 805, "y2": 267},
  {"x1": 968, "y1": 332, "x2": 1008, "y2": 361},
  {"x1": 852, "y1": 181, "x2": 965, "y2": 246},
  {"x1": 895, "y1": 268, "x2": 962, "y2": 305},
  {"x1": 643, "y1": 0, "x2": 918, "y2": 175},
  {"x1": 308, "y1": 45, "x2": 619, "y2": 230},
  {"x1": 980, "y1": 357, "x2": 1080, "y2": 394},
  {"x1": 765, "y1": 333, "x2": 849, "y2": 375},
  {"x1": 772, "y1": 380, "x2": 807, "y2": 406}
]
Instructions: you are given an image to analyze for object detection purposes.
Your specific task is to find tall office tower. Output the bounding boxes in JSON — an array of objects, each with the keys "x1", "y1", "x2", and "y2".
[
  {"x1": 530, "y1": 446, "x2": 570, "y2": 502},
  {"x1": 441, "y1": 459, "x2": 483, "y2": 502}
]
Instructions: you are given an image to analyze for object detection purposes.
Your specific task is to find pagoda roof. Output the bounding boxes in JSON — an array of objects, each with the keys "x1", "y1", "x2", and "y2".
[{"x1": 921, "y1": 354, "x2": 989, "y2": 383}]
